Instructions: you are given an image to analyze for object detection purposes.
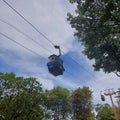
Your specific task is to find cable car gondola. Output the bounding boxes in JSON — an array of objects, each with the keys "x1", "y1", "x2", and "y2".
[
  {"x1": 101, "y1": 94, "x2": 105, "y2": 101},
  {"x1": 100, "y1": 91, "x2": 105, "y2": 101},
  {"x1": 47, "y1": 45, "x2": 65, "y2": 76}
]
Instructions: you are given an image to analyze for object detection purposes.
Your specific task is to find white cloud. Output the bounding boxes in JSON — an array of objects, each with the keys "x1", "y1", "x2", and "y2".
[
  {"x1": 37, "y1": 77, "x2": 54, "y2": 90},
  {"x1": 0, "y1": 0, "x2": 76, "y2": 55}
]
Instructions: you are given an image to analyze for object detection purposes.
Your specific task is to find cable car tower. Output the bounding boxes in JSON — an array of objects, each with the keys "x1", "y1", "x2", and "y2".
[{"x1": 47, "y1": 45, "x2": 65, "y2": 76}]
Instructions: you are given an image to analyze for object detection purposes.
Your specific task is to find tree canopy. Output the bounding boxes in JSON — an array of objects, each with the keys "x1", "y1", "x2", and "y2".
[
  {"x1": 0, "y1": 72, "x2": 49, "y2": 120},
  {"x1": 95, "y1": 104, "x2": 114, "y2": 120},
  {"x1": 116, "y1": 88, "x2": 120, "y2": 119},
  {"x1": 67, "y1": 0, "x2": 120, "y2": 76},
  {"x1": 0, "y1": 72, "x2": 96, "y2": 120},
  {"x1": 45, "y1": 86, "x2": 71, "y2": 120},
  {"x1": 69, "y1": 87, "x2": 93, "y2": 120}
]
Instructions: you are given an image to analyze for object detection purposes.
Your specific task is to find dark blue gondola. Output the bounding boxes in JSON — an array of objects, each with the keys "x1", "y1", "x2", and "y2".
[
  {"x1": 100, "y1": 91, "x2": 105, "y2": 101},
  {"x1": 47, "y1": 46, "x2": 65, "y2": 76},
  {"x1": 101, "y1": 94, "x2": 105, "y2": 101}
]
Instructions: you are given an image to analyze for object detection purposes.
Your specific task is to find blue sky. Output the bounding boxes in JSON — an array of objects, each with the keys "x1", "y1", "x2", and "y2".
[{"x1": 0, "y1": 0, "x2": 120, "y2": 105}]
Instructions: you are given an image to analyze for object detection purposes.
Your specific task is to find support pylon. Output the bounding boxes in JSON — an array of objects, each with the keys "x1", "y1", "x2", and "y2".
[{"x1": 104, "y1": 89, "x2": 118, "y2": 120}]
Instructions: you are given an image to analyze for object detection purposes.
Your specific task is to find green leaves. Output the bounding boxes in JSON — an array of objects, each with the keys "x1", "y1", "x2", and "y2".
[
  {"x1": 45, "y1": 86, "x2": 94, "y2": 120},
  {"x1": 44, "y1": 86, "x2": 70, "y2": 120},
  {"x1": 95, "y1": 104, "x2": 114, "y2": 120},
  {"x1": 0, "y1": 72, "x2": 48, "y2": 120},
  {"x1": 0, "y1": 72, "x2": 100, "y2": 120},
  {"x1": 69, "y1": 87, "x2": 93, "y2": 120},
  {"x1": 68, "y1": 0, "x2": 120, "y2": 76}
]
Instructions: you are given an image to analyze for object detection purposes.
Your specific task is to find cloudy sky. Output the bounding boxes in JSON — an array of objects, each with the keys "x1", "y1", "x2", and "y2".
[{"x1": 0, "y1": 0, "x2": 120, "y2": 105}]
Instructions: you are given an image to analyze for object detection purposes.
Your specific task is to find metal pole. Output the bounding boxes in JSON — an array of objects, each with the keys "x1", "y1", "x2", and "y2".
[
  {"x1": 54, "y1": 45, "x2": 61, "y2": 56},
  {"x1": 104, "y1": 89, "x2": 119, "y2": 120},
  {"x1": 109, "y1": 94, "x2": 118, "y2": 120}
]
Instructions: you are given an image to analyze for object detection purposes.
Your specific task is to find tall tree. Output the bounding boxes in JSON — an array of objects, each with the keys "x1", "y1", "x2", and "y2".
[
  {"x1": 69, "y1": 87, "x2": 93, "y2": 120},
  {"x1": 116, "y1": 88, "x2": 120, "y2": 120},
  {"x1": 95, "y1": 104, "x2": 114, "y2": 120},
  {"x1": 0, "y1": 72, "x2": 49, "y2": 120},
  {"x1": 117, "y1": 88, "x2": 120, "y2": 108},
  {"x1": 67, "y1": 0, "x2": 120, "y2": 76},
  {"x1": 45, "y1": 86, "x2": 71, "y2": 120}
]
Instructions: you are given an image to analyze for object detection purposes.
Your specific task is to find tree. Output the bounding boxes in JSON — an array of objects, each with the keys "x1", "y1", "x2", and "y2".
[
  {"x1": 0, "y1": 72, "x2": 49, "y2": 120},
  {"x1": 45, "y1": 86, "x2": 71, "y2": 120},
  {"x1": 69, "y1": 87, "x2": 93, "y2": 120},
  {"x1": 95, "y1": 104, "x2": 114, "y2": 120},
  {"x1": 116, "y1": 88, "x2": 120, "y2": 120},
  {"x1": 67, "y1": 0, "x2": 120, "y2": 76},
  {"x1": 117, "y1": 88, "x2": 120, "y2": 108},
  {"x1": 89, "y1": 113, "x2": 96, "y2": 120}
]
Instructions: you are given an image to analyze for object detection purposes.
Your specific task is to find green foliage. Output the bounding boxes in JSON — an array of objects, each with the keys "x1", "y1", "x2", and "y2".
[
  {"x1": 95, "y1": 104, "x2": 114, "y2": 120},
  {"x1": 89, "y1": 112, "x2": 96, "y2": 120},
  {"x1": 69, "y1": 86, "x2": 93, "y2": 120},
  {"x1": 45, "y1": 86, "x2": 71, "y2": 120},
  {"x1": 67, "y1": 0, "x2": 120, "y2": 76},
  {"x1": 116, "y1": 88, "x2": 120, "y2": 120},
  {"x1": 0, "y1": 72, "x2": 49, "y2": 120},
  {"x1": 0, "y1": 72, "x2": 96, "y2": 120}
]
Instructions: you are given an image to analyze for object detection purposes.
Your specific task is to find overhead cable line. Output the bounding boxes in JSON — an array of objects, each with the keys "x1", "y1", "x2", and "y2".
[
  {"x1": 0, "y1": 32, "x2": 83, "y2": 82},
  {"x1": 61, "y1": 50, "x2": 95, "y2": 78},
  {"x1": 1, "y1": 19, "x2": 95, "y2": 78},
  {"x1": 0, "y1": 31, "x2": 101, "y2": 92},
  {"x1": 0, "y1": 32, "x2": 45, "y2": 59},
  {"x1": 2, "y1": 0, "x2": 95, "y2": 78},
  {"x1": 0, "y1": 18, "x2": 84, "y2": 81},
  {"x1": 0, "y1": 18, "x2": 52, "y2": 54},
  {"x1": 2, "y1": 0, "x2": 55, "y2": 46},
  {"x1": 0, "y1": 19, "x2": 82, "y2": 79},
  {"x1": 0, "y1": 20, "x2": 79, "y2": 80}
]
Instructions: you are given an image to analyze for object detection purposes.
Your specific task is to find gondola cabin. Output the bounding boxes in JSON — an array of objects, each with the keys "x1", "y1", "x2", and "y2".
[
  {"x1": 101, "y1": 94, "x2": 105, "y2": 101},
  {"x1": 47, "y1": 54, "x2": 65, "y2": 76}
]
